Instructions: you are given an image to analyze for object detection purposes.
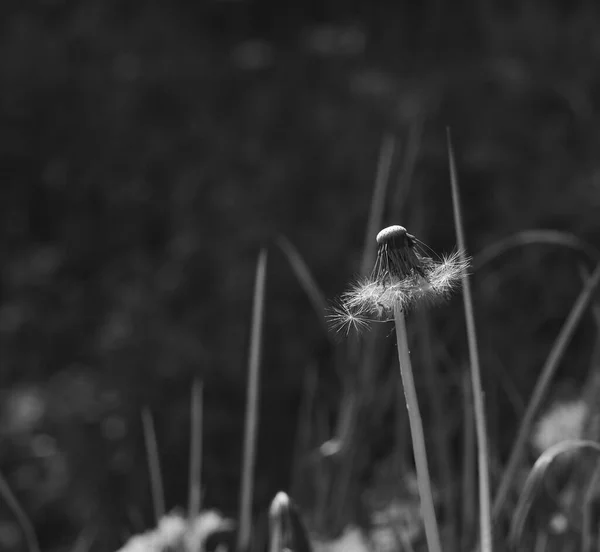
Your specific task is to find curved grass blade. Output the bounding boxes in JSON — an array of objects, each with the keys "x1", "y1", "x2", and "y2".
[
  {"x1": 508, "y1": 440, "x2": 600, "y2": 548},
  {"x1": 0, "y1": 469, "x2": 40, "y2": 552},
  {"x1": 474, "y1": 230, "x2": 600, "y2": 272}
]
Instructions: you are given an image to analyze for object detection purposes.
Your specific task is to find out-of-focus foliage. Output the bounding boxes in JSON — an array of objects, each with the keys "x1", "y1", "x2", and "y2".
[{"x1": 2, "y1": 1, "x2": 600, "y2": 550}]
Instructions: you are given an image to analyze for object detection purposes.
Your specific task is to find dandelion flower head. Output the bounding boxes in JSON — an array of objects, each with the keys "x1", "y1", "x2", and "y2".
[{"x1": 329, "y1": 225, "x2": 467, "y2": 334}]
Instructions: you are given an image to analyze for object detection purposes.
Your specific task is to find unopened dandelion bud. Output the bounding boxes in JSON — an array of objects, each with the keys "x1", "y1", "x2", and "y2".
[{"x1": 268, "y1": 492, "x2": 312, "y2": 552}]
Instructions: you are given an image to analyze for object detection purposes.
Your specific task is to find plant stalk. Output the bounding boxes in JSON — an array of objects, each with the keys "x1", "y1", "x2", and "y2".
[{"x1": 394, "y1": 304, "x2": 442, "y2": 552}]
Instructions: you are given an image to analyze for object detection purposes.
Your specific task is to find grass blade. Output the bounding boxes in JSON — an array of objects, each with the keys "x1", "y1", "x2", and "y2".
[
  {"x1": 141, "y1": 407, "x2": 165, "y2": 523},
  {"x1": 508, "y1": 440, "x2": 600, "y2": 548},
  {"x1": 473, "y1": 230, "x2": 600, "y2": 271},
  {"x1": 447, "y1": 128, "x2": 492, "y2": 552},
  {"x1": 492, "y1": 263, "x2": 600, "y2": 518},
  {"x1": 0, "y1": 469, "x2": 40, "y2": 552},
  {"x1": 238, "y1": 248, "x2": 268, "y2": 552},
  {"x1": 188, "y1": 378, "x2": 204, "y2": 520},
  {"x1": 461, "y1": 369, "x2": 476, "y2": 550}
]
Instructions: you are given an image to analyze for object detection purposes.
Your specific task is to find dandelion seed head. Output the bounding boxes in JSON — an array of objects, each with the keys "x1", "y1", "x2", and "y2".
[
  {"x1": 326, "y1": 302, "x2": 372, "y2": 336},
  {"x1": 329, "y1": 226, "x2": 468, "y2": 336}
]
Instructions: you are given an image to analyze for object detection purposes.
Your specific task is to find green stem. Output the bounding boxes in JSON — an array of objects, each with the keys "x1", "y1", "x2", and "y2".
[{"x1": 394, "y1": 304, "x2": 442, "y2": 552}]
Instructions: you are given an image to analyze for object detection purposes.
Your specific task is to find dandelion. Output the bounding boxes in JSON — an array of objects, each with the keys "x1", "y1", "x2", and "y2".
[
  {"x1": 331, "y1": 225, "x2": 467, "y2": 333},
  {"x1": 328, "y1": 224, "x2": 469, "y2": 552}
]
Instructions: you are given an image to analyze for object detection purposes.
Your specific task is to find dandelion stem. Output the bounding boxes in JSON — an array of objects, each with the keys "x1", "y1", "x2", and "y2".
[
  {"x1": 447, "y1": 129, "x2": 492, "y2": 552},
  {"x1": 394, "y1": 303, "x2": 442, "y2": 552}
]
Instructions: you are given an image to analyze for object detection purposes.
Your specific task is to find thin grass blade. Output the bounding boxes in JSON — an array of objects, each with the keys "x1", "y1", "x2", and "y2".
[
  {"x1": 188, "y1": 378, "x2": 204, "y2": 520},
  {"x1": 508, "y1": 440, "x2": 600, "y2": 548},
  {"x1": 238, "y1": 248, "x2": 268, "y2": 552},
  {"x1": 474, "y1": 230, "x2": 600, "y2": 271},
  {"x1": 141, "y1": 407, "x2": 165, "y2": 523},
  {"x1": 447, "y1": 128, "x2": 492, "y2": 552}
]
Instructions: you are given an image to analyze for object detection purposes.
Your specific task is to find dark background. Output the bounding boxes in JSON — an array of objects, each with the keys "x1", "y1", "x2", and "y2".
[{"x1": 1, "y1": 1, "x2": 600, "y2": 550}]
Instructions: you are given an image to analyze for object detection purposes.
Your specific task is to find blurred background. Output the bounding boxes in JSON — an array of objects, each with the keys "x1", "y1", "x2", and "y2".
[{"x1": 2, "y1": 0, "x2": 600, "y2": 550}]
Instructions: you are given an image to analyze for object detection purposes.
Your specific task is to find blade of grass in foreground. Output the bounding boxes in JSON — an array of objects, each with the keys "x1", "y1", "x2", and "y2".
[
  {"x1": 492, "y1": 263, "x2": 600, "y2": 518},
  {"x1": 508, "y1": 440, "x2": 600, "y2": 547},
  {"x1": 576, "y1": 264, "x2": 600, "y2": 552},
  {"x1": 141, "y1": 407, "x2": 165, "y2": 523},
  {"x1": 188, "y1": 378, "x2": 204, "y2": 520},
  {"x1": 447, "y1": 129, "x2": 492, "y2": 552},
  {"x1": 237, "y1": 248, "x2": 268, "y2": 552},
  {"x1": 461, "y1": 369, "x2": 475, "y2": 551},
  {"x1": 0, "y1": 470, "x2": 40, "y2": 552}
]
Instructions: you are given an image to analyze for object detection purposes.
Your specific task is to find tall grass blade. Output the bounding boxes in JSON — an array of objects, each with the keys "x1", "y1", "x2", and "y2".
[
  {"x1": 447, "y1": 128, "x2": 492, "y2": 552},
  {"x1": 461, "y1": 369, "x2": 476, "y2": 550},
  {"x1": 141, "y1": 407, "x2": 165, "y2": 523},
  {"x1": 238, "y1": 248, "x2": 268, "y2": 552},
  {"x1": 578, "y1": 264, "x2": 600, "y2": 552},
  {"x1": 508, "y1": 440, "x2": 600, "y2": 548},
  {"x1": 492, "y1": 263, "x2": 600, "y2": 517},
  {"x1": 416, "y1": 308, "x2": 457, "y2": 551},
  {"x1": 188, "y1": 378, "x2": 204, "y2": 520},
  {"x1": 0, "y1": 470, "x2": 40, "y2": 552}
]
